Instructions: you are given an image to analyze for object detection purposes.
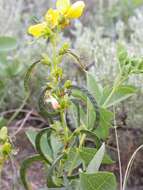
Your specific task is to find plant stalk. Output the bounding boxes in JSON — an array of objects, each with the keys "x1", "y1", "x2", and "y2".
[{"x1": 113, "y1": 107, "x2": 123, "y2": 190}]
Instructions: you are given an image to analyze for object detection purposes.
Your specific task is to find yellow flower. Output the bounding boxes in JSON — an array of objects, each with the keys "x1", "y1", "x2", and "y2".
[
  {"x1": 56, "y1": 0, "x2": 70, "y2": 14},
  {"x1": 28, "y1": 22, "x2": 47, "y2": 37},
  {"x1": 66, "y1": 1, "x2": 85, "y2": 19},
  {"x1": 28, "y1": 0, "x2": 85, "y2": 38},
  {"x1": 56, "y1": 0, "x2": 85, "y2": 19},
  {"x1": 45, "y1": 8, "x2": 60, "y2": 28}
]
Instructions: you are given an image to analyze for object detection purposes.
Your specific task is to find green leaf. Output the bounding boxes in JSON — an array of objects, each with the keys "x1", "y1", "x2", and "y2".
[
  {"x1": 100, "y1": 86, "x2": 111, "y2": 106},
  {"x1": 79, "y1": 147, "x2": 114, "y2": 167},
  {"x1": 117, "y1": 43, "x2": 128, "y2": 68},
  {"x1": 80, "y1": 130, "x2": 101, "y2": 148},
  {"x1": 47, "y1": 154, "x2": 64, "y2": 188},
  {"x1": 26, "y1": 129, "x2": 52, "y2": 158},
  {"x1": 87, "y1": 99, "x2": 96, "y2": 130},
  {"x1": 87, "y1": 72, "x2": 102, "y2": 129},
  {"x1": 51, "y1": 134, "x2": 63, "y2": 159},
  {"x1": 0, "y1": 36, "x2": 17, "y2": 52},
  {"x1": 39, "y1": 134, "x2": 53, "y2": 160},
  {"x1": 71, "y1": 88, "x2": 87, "y2": 102},
  {"x1": 104, "y1": 85, "x2": 137, "y2": 108},
  {"x1": 70, "y1": 180, "x2": 80, "y2": 190},
  {"x1": 26, "y1": 129, "x2": 37, "y2": 148},
  {"x1": 95, "y1": 108, "x2": 113, "y2": 140},
  {"x1": 64, "y1": 148, "x2": 81, "y2": 173},
  {"x1": 87, "y1": 143, "x2": 105, "y2": 173},
  {"x1": 71, "y1": 85, "x2": 100, "y2": 130},
  {"x1": 80, "y1": 172, "x2": 117, "y2": 190},
  {"x1": 68, "y1": 102, "x2": 81, "y2": 129},
  {"x1": 79, "y1": 105, "x2": 87, "y2": 127},
  {"x1": 24, "y1": 60, "x2": 40, "y2": 93},
  {"x1": 87, "y1": 72, "x2": 102, "y2": 103},
  {"x1": 100, "y1": 84, "x2": 137, "y2": 108}
]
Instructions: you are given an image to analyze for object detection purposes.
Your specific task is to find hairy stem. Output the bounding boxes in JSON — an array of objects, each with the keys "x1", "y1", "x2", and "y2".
[
  {"x1": 122, "y1": 144, "x2": 143, "y2": 190},
  {"x1": 103, "y1": 75, "x2": 126, "y2": 108},
  {"x1": 113, "y1": 107, "x2": 123, "y2": 190},
  {"x1": 60, "y1": 112, "x2": 69, "y2": 145}
]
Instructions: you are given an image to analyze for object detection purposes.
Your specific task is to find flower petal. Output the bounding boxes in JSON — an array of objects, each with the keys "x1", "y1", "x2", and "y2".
[
  {"x1": 45, "y1": 9, "x2": 60, "y2": 28},
  {"x1": 56, "y1": 0, "x2": 70, "y2": 14},
  {"x1": 45, "y1": 96, "x2": 60, "y2": 110},
  {"x1": 28, "y1": 22, "x2": 47, "y2": 37},
  {"x1": 66, "y1": 1, "x2": 85, "y2": 19}
]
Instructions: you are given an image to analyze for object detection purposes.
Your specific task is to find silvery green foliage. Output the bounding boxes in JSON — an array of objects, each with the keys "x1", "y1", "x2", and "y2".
[
  {"x1": 71, "y1": 20, "x2": 117, "y2": 81},
  {"x1": 127, "y1": 10, "x2": 143, "y2": 89},
  {"x1": 70, "y1": 8, "x2": 143, "y2": 82},
  {"x1": 0, "y1": 0, "x2": 22, "y2": 36},
  {"x1": 0, "y1": 0, "x2": 54, "y2": 36},
  {"x1": 67, "y1": 7, "x2": 143, "y2": 127}
]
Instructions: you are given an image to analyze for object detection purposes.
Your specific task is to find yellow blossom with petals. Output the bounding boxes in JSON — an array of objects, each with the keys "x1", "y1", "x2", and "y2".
[
  {"x1": 56, "y1": 0, "x2": 70, "y2": 14},
  {"x1": 28, "y1": 0, "x2": 85, "y2": 38},
  {"x1": 45, "y1": 9, "x2": 60, "y2": 28},
  {"x1": 28, "y1": 22, "x2": 47, "y2": 37},
  {"x1": 56, "y1": 0, "x2": 85, "y2": 19},
  {"x1": 66, "y1": 1, "x2": 85, "y2": 19}
]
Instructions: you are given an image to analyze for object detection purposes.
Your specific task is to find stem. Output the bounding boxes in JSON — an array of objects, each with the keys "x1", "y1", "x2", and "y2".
[
  {"x1": 79, "y1": 134, "x2": 86, "y2": 148},
  {"x1": 122, "y1": 144, "x2": 143, "y2": 190},
  {"x1": 67, "y1": 50, "x2": 86, "y2": 72},
  {"x1": 113, "y1": 107, "x2": 123, "y2": 190},
  {"x1": 103, "y1": 75, "x2": 126, "y2": 107},
  {"x1": 52, "y1": 33, "x2": 57, "y2": 69},
  {"x1": 10, "y1": 155, "x2": 17, "y2": 190},
  {"x1": 60, "y1": 111, "x2": 69, "y2": 144}
]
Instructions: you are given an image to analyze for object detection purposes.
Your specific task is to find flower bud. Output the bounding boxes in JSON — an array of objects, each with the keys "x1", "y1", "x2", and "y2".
[
  {"x1": 64, "y1": 80, "x2": 72, "y2": 89},
  {"x1": 45, "y1": 96, "x2": 60, "y2": 110}
]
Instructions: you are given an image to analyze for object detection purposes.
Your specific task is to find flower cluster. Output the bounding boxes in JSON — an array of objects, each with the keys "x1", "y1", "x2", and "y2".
[{"x1": 28, "y1": 0, "x2": 85, "y2": 38}]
